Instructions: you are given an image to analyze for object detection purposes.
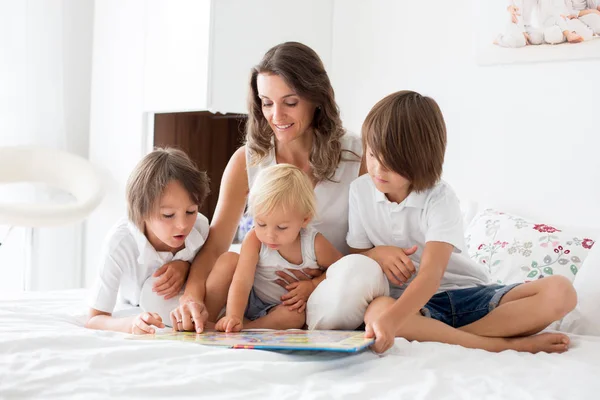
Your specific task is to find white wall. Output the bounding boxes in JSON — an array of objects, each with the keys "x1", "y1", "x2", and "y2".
[
  {"x1": 0, "y1": 0, "x2": 94, "y2": 290},
  {"x1": 331, "y1": 0, "x2": 600, "y2": 232},
  {"x1": 85, "y1": 0, "x2": 148, "y2": 287},
  {"x1": 144, "y1": 0, "x2": 211, "y2": 112},
  {"x1": 209, "y1": 0, "x2": 334, "y2": 114}
]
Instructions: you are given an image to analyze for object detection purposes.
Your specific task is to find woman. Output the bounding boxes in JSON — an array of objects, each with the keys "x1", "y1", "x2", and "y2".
[{"x1": 169, "y1": 42, "x2": 414, "y2": 332}]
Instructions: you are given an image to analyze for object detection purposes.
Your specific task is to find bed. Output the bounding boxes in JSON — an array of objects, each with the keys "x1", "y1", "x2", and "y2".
[{"x1": 1, "y1": 206, "x2": 599, "y2": 399}]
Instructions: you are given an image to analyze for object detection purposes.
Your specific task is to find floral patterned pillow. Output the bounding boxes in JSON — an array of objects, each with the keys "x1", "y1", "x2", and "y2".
[{"x1": 465, "y1": 209, "x2": 596, "y2": 285}]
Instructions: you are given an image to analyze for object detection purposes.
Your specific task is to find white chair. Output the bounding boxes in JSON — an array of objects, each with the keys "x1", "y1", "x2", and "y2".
[{"x1": 0, "y1": 146, "x2": 104, "y2": 227}]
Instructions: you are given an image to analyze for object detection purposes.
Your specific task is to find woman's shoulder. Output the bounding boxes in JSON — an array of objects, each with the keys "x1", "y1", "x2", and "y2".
[{"x1": 340, "y1": 133, "x2": 362, "y2": 157}]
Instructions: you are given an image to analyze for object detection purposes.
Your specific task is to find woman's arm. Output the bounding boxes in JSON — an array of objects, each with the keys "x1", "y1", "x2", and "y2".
[{"x1": 179, "y1": 147, "x2": 249, "y2": 303}]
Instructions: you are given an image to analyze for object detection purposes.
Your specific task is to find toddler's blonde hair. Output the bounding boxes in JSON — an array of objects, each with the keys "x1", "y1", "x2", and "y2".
[{"x1": 247, "y1": 164, "x2": 317, "y2": 219}]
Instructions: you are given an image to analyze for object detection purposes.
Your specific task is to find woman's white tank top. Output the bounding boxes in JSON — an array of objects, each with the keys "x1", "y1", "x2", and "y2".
[{"x1": 246, "y1": 134, "x2": 362, "y2": 255}]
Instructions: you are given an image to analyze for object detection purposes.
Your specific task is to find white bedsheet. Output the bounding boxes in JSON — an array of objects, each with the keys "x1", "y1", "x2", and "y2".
[{"x1": 1, "y1": 290, "x2": 600, "y2": 399}]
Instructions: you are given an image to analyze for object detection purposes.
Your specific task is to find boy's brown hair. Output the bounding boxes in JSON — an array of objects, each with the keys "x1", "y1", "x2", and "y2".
[
  {"x1": 126, "y1": 147, "x2": 210, "y2": 230},
  {"x1": 362, "y1": 90, "x2": 447, "y2": 192}
]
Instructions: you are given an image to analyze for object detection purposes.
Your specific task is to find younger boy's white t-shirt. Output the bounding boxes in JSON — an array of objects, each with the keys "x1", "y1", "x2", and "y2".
[
  {"x1": 88, "y1": 213, "x2": 209, "y2": 313},
  {"x1": 346, "y1": 175, "x2": 490, "y2": 294}
]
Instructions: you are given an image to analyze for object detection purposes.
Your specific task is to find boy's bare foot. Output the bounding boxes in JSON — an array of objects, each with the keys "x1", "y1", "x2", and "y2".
[
  {"x1": 523, "y1": 32, "x2": 531, "y2": 45},
  {"x1": 566, "y1": 31, "x2": 584, "y2": 43},
  {"x1": 508, "y1": 333, "x2": 570, "y2": 354}
]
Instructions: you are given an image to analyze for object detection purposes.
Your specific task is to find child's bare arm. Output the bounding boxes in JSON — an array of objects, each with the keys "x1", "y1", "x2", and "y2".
[
  {"x1": 85, "y1": 308, "x2": 165, "y2": 334},
  {"x1": 311, "y1": 233, "x2": 342, "y2": 286},
  {"x1": 216, "y1": 230, "x2": 260, "y2": 332},
  {"x1": 384, "y1": 242, "x2": 452, "y2": 326}
]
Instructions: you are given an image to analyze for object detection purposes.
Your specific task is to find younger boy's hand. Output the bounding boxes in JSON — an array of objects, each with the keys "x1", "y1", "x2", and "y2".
[
  {"x1": 132, "y1": 312, "x2": 165, "y2": 335},
  {"x1": 215, "y1": 315, "x2": 243, "y2": 333},
  {"x1": 365, "y1": 317, "x2": 396, "y2": 354},
  {"x1": 281, "y1": 280, "x2": 315, "y2": 313},
  {"x1": 152, "y1": 260, "x2": 191, "y2": 299}
]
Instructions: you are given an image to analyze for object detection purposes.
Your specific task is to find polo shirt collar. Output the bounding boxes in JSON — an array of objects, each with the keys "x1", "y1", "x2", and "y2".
[
  {"x1": 375, "y1": 187, "x2": 428, "y2": 209},
  {"x1": 130, "y1": 221, "x2": 204, "y2": 264}
]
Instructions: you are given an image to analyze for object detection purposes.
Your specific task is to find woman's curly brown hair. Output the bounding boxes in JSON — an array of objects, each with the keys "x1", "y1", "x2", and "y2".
[{"x1": 246, "y1": 42, "x2": 356, "y2": 182}]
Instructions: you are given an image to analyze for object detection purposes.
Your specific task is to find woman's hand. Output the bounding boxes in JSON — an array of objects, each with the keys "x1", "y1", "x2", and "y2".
[
  {"x1": 170, "y1": 295, "x2": 208, "y2": 333},
  {"x1": 367, "y1": 245, "x2": 418, "y2": 286},
  {"x1": 274, "y1": 267, "x2": 323, "y2": 288},
  {"x1": 280, "y1": 280, "x2": 316, "y2": 313},
  {"x1": 152, "y1": 260, "x2": 190, "y2": 300},
  {"x1": 132, "y1": 312, "x2": 165, "y2": 335}
]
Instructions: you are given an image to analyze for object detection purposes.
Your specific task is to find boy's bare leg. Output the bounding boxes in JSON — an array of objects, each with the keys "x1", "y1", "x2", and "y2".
[
  {"x1": 204, "y1": 252, "x2": 238, "y2": 322},
  {"x1": 365, "y1": 297, "x2": 569, "y2": 354},
  {"x1": 459, "y1": 276, "x2": 576, "y2": 337},
  {"x1": 244, "y1": 305, "x2": 305, "y2": 330}
]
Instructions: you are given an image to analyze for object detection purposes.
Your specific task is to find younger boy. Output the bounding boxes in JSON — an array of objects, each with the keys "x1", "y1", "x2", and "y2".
[{"x1": 85, "y1": 147, "x2": 210, "y2": 334}]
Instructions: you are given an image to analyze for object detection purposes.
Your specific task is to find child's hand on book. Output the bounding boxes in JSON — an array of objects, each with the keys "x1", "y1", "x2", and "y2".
[
  {"x1": 152, "y1": 260, "x2": 191, "y2": 300},
  {"x1": 216, "y1": 315, "x2": 243, "y2": 333},
  {"x1": 365, "y1": 315, "x2": 396, "y2": 354},
  {"x1": 132, "y1": 312, "x2": 165, "y2": 335}
]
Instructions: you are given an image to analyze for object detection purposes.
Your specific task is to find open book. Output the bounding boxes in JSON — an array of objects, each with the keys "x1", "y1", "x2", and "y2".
[{"x1": 129, "y1": 329, "x2": 374, "y2": 353}]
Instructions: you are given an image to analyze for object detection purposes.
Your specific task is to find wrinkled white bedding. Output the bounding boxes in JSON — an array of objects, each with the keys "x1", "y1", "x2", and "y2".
[{"x1": 1, "y1": 289, "x2": 600, "y2": 399}]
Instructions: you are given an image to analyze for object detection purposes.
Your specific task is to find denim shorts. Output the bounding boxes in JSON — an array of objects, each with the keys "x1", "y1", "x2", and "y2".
[
  {"x1": 420, "y1": 283, "x2": 521, "y2": 328},
  {"x1": 244, "y1": 288, "x2": 277, "y2": 321}
]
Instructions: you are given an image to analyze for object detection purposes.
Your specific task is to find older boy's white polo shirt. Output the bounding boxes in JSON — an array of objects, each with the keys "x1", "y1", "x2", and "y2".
[
  {"x1": 347, "y1": 175, "x2": 490, "y2": 293},
  {"x1": 88, "y1": 213, "x2": 209, "y2": 313}
]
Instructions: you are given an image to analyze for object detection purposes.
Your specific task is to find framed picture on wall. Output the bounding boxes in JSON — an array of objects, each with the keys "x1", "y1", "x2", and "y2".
[{"x1": 476, "y1": 0, "x2": 600, "y2": 65}]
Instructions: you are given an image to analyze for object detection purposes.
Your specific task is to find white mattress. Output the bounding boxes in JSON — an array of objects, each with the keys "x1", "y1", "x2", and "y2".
[{"x1": 2, "y1": 290, "x2": 600, "y2": 399}]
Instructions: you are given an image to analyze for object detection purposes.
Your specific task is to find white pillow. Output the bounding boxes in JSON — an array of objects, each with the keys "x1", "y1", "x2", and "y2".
[
  {"x1": 560, "y1": 238, "x2": 600, "y2": 335},
  {"x1": 465, "y1": 209, "x2": 597, "y2": 285}
]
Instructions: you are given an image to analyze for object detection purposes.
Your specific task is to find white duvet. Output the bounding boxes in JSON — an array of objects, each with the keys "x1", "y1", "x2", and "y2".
[{"x1": 1, "y1": 289, "x2": 600, "y2": 399}]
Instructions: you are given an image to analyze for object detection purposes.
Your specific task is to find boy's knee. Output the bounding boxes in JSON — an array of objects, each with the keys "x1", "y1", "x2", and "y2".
[
  {"x1": 306, "y1": 254, "x2": 389, "y2": 330},
  {"x1": 543, "y1": 276, "x2": 577, "y2": 318},
  {"x1": 364, "y1": 296, "x2": 396, "y2": 325}
]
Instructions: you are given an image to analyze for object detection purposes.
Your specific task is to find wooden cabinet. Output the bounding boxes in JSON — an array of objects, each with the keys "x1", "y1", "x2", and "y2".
[{"x1": 153, "y1": 112, "x2": 246, "y2": 220}]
